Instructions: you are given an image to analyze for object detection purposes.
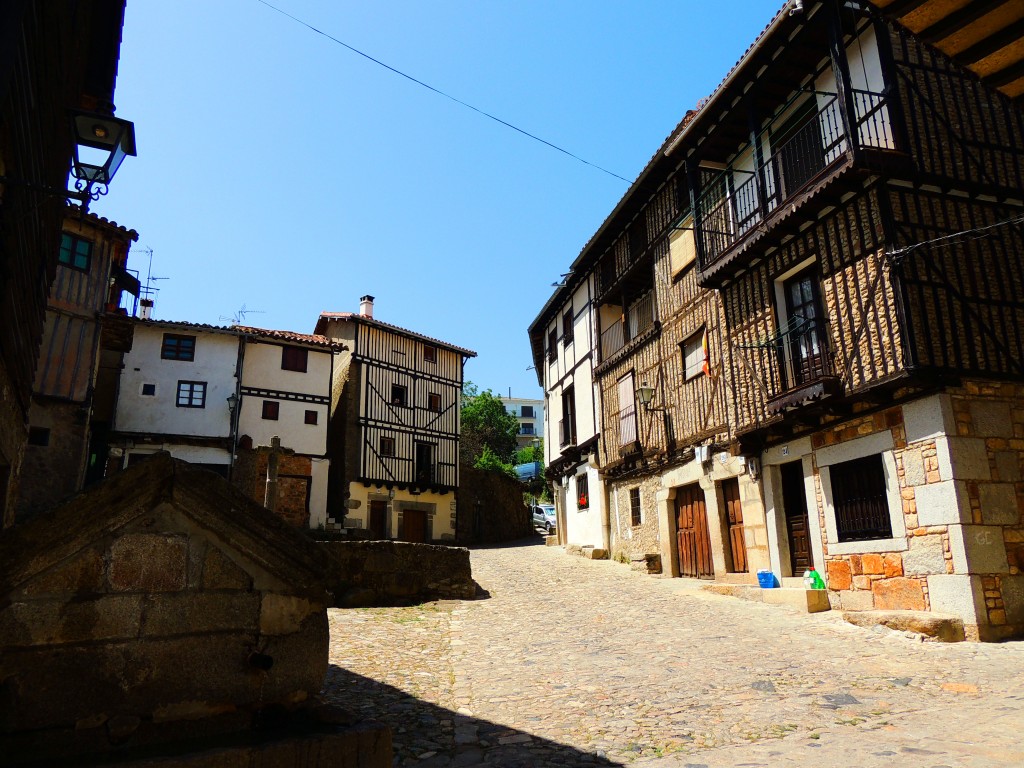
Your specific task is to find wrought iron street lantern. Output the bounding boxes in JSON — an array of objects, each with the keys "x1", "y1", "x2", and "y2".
[{"x1": 69, "y1": 109, "x2": 137, "y2": 206}]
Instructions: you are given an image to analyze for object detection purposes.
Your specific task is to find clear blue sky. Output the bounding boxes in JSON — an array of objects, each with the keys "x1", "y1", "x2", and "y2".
[{"x1": 103, "y1": 1, "x2": 777, "y2": 400}]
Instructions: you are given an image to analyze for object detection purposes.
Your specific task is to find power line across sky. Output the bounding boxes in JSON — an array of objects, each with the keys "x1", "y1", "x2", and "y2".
[{"x1": 104, "y1": 0, "x2": 775, "y2": 398}]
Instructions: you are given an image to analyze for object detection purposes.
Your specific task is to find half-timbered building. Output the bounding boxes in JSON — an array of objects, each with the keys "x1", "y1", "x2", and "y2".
[
  {"x1": 677, "y1": 0, "x2": 1024, "y2": 639},
  {"x1": 529, "y1": 0, "x2": 1024, "y2": 639},
  {"x1": 17, "y1": 210, "x2": 139, "y2": 519},
  {"x1": 0, "y1": 1, "x2": 131, "y2": 528},
  {"x1": 536, "y1": 112, "x2": 772, "y2": 579},
  {"x1": 529, "y1": 273, "x2": 607, "y2": 549},
  {"x1": 316, "y1": 296, "x2": 476, "y2": 542}
]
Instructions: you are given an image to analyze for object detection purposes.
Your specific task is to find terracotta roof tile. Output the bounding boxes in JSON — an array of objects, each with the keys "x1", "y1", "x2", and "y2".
[
  {"x1": 316, "y1": 312, "x2": 476, "y2": 358},
  {"x1": 234, "y1": 325, "x2": 345, "y2": 350},
  {"x1": 67, "y1": 205, "x2": 140, "y2": 240}
]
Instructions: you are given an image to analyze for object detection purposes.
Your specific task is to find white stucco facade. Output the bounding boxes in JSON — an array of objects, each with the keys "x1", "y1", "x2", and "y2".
[{"x1": 112, "y1": 322, "x2": 240, "y2": 471}]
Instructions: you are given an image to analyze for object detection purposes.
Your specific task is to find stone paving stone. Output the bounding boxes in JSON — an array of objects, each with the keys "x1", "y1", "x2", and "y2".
[{"x1": 323, "y1": 540, "x2": 1024, "y2": 766}]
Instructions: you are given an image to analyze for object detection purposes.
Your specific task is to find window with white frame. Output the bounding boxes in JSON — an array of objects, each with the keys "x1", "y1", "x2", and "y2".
[{"x1": 176, "y1": 381, "x2": 206, "y2": 408}]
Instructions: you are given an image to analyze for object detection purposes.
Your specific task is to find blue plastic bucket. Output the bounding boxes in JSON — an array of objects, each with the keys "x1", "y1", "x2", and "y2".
[{"x1": 756, "y1": 570, "x2": 776, "y2": 589}]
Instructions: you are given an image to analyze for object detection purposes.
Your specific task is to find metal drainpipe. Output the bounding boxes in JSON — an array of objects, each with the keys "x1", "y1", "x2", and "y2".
[
  {"x1": 227, "y1": 336, "x2": 245, "y2": 480},
  {"x1": 600, "y1": 462, "x2": 612, "y2": 554}
]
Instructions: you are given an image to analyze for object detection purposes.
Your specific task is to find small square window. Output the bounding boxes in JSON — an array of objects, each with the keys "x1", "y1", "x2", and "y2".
[
  {"x1": 391, "y1": 384, "x2": 407, "y2": 407},
  {"x1": 630, "y1": 488, "x2": 642, "y2": 526},
  {"x1": 28, "y1": 427, "x2": 50, "y2": 447},
  {"x1": 161, "y1": 334, "x2": 196, "y2": 361},
  {"x1": 176, "y1": 381, "x2": 206, "y2": 408},
  {"x1": 423, "y1": 345, "x2": 437, "y2": 363},
  {"x1": 428, "y1": 393, "x2": 441, "y2": 412},
  {"x1": 281, "y1": 346, "x2": 308, "y2": 372},
  {"x1": 58, "y1": 233, "x2": 92, "y2": 272},
  {"x1": 521, "y1": 405, "x2": 534, "y2": 418},
  {"x1": 141, "y1": 383, "x2": 156, "y2": 396},
  {"x1": 682, "y1": 328, "x2": 707, "y2": 380},
  {"x1": 262, "y1": 401, "x2": 280, "y2": 420},
  {"x1": 380, "y1": 437, "x2": 396, "y2": 457},
  {"x1": 304, "y1": 409, "x2": 318, "y2": 425}
]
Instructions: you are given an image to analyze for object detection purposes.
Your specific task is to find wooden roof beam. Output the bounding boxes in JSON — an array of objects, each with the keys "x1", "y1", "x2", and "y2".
[
  {"x1": 954, "y1": 16, "x2": 1024, "y2": 66},
  {"x1": 918, "y1": 0, "x2": 1015, "y2": 45}
]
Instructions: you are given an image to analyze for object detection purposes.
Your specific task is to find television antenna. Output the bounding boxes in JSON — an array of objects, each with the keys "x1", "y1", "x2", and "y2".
[
  {"x1": 220, "y1": 304, "x2": 266, "y2": 326},
  {"x1": 138, "y1": 246, "x2": 169, "y2": 302}
]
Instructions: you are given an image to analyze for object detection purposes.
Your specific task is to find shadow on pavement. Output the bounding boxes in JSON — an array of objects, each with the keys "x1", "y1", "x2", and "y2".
[
  {"x1": 466, "y1": 536, "x2": 548, "y2": 552},
  {"x1": 323, "y1": 665, "x2": 622, "y2": 768}
]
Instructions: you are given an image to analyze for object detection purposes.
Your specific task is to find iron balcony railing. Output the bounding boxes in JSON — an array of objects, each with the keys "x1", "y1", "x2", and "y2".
[
  {"x1": 600, "y1": 292, "x2": 655, "y2": 361},
  {"x1": 740, "y1": 314, "x2": 838, "y2": 414},
  {"x1": 697, "y1": 89, "x2": 892, "y2": 270}
]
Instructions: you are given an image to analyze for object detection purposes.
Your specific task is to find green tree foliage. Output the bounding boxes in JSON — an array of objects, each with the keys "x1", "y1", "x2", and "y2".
[
  {"x1": 460, "y1": 383, "x2": 519, "y2": 466},
  {"x1": 515, "y1": 439, "x2": 550, "y2": 502},
  {"x1": 473, "y1": 445, "x2": 516, "y2": 478}
]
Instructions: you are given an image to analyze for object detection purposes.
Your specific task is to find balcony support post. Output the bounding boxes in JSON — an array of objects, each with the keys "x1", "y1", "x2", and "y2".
[
  {"x1": 871, "y1": 14, "x2": 910, "y2": 154},
  {"x1": 826, "y1": 0, "x2": 861, "y2": 164},
  {"x1": 747, "y1": 101, "x2": 768, "y2": 221},
  {"x1": 686, "y1": 157, "x2": 707, "y2": 268}
]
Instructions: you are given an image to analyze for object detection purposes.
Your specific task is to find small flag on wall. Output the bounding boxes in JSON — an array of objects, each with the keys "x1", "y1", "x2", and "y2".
[{"x1": 702, "y1": 330, "x2": 710, "y2": 376}]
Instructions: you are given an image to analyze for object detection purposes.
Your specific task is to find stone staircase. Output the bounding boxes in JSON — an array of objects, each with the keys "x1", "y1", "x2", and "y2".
[{"x1": 702, "y1": 574, "x2": 831, "y2": 613}]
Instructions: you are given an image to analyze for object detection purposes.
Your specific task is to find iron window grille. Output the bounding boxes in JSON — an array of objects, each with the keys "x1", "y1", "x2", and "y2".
[
  {"x1": 630, "y1": 488, "x2": 641, "y2": 526},
  {"x1": 830, "y1": 454, "x2": 892, "y2": 542}
]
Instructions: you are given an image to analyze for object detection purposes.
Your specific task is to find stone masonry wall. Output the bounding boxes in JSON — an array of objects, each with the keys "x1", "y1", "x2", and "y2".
[
  {"x1": 320, "y1": 540, "x2": 476, "y2": 607},
  {"x1": 17, "y1": 399, "x2": 89, "y2": 519},
  {"x1": 609, "y1": 474, "x2": 662, "y2": 564},
  {"x1": 0, "y1": 522, "x2": 329, "y2": 761},
  {"x1": 819, "y1": 382, "x2": 1024, "y2": 640},
  {"x1": 233, "y1": 448, "x2": 313, "y2": 529},
  {"x1": 456, "y1": 464, "x2": 532, "y2": 545}
]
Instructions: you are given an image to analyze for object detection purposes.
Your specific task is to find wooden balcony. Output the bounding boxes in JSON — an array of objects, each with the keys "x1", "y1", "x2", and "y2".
[
  {"x1": 696, "y1": 89, "x2": 902, "y2": 285},
  {"x1": 599, "y1": 292, "x2": 656, "y2": 363}
]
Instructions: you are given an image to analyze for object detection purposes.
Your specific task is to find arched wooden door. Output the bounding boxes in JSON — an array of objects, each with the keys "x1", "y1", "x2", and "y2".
[{"x1": 676, "y1": 483, "x2": 714, "y2": 579}]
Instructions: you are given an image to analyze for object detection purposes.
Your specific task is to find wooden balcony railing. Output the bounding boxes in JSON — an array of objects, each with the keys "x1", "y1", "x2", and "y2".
[
  {"x1": 600, "y1": 292, "x2": 655, "y2": 362},
  {"x1": 697, "y1": 89, "x2": 891, "y2": 271}
]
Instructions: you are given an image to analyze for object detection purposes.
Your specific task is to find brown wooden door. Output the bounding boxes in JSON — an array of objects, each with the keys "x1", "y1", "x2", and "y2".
[
  {"x1": 780, "y1": 461, "x2": 812, "y2": 574},
  {"x1": 369, "y1": 500, "x2": 387, "y2": 539},
  {"x1": 403, "y1": 509, "x2": 428, "y2": 543},
  {"x1": 676, "y1": 484, "x2": 714, "y2": 579},
  {"x1": 722, "y1": 478, "x2": 747, "y2": 573}
]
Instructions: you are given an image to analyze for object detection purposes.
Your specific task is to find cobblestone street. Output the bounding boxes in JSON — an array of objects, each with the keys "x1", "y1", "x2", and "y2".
[{"x1": 323, "y1": 539, "x2": 1024, "y2": 767}]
